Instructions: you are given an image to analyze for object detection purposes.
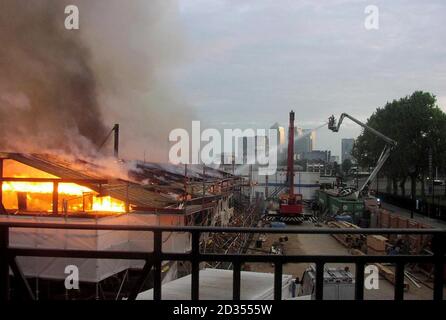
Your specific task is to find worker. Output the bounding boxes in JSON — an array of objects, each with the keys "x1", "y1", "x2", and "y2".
[
  {"x1": 311, "y1": 201, "x2": 319, "y2": 216},
  {"x1": 290, "y1": 277, "x2": 300, "y2": 298},
  {"x1": 388, "y1": 239, "x2": 408, "y2": 255}
]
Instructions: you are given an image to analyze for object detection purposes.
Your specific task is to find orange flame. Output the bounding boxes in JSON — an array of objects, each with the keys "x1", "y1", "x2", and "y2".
[{"x1": 2, "y1": 160, "x2": 126, "y2": 214}]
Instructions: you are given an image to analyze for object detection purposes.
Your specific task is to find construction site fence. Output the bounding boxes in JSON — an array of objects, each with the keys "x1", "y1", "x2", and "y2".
[{"x1": 377, "y1": 192, "x2": 446, "y2": 222}]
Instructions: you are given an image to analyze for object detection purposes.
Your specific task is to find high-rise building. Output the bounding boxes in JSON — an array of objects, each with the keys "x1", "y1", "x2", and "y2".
[
  {"x1": 270, "y1": 122, "x2": 286, "y2": 162},
  {"x1": 295, "y1": 128, "x2": 315, "y2": 158},
  {"x1": 341, "y1": 138, "x2": 355, "y2": 163},
  {"x1": 270, "y1": 122, "x2": 286, "y2": 146}
]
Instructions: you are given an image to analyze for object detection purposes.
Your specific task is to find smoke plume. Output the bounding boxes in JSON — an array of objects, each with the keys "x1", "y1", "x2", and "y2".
[
  {"x1": 0, "y1": 0, "x2": 192, "y2": 161},
  {"x1": 0, "y1": 0, "x2": 107, "y2": 154}
]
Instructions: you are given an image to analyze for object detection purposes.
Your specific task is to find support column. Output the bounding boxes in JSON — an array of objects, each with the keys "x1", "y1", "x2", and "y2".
[
  {"x1": 52, "y1": 182, "x2": 59, "y2": 214},
  {"x1": 113, "y1": 124, "x2": 119, "y2": 158}
]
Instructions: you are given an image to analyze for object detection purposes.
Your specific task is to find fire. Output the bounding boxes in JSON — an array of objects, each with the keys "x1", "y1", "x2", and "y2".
[
  {"x1": 3, "y1": 182, "x2": 91, "y2": 195},
  {"x1": 2, "y1": 160, "x2": 126, "y2": 214},
  {"x1": 92, "y1": 196, "x2": 126, "y2": 212}
]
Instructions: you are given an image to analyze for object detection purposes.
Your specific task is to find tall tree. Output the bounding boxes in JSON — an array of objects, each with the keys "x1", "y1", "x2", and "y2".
[{"x1": 352, "y1": 91, "x2": 446, "y2": 200}]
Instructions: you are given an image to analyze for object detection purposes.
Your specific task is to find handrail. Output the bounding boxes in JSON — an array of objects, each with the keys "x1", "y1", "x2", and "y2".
[
  {"x1": 0, "y1": 222, "x2": 444, "y2": 301},
  {"x1": 0, "y1": 221, "x2": 444, "y2": 234}
]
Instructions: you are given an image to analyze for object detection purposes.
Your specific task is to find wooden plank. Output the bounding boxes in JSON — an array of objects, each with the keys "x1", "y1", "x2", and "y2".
[{"x1": 367, "y1": 235, "x2": 388, "y2": 251}]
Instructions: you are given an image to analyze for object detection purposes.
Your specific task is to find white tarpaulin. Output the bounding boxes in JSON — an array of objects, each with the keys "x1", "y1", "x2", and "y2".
[
  {"x1": 137, "y1": 268, "x2": 293, "y2": 300},
  {"x1": 1, "y1": 213, "x2": 191, "y2": 282}
]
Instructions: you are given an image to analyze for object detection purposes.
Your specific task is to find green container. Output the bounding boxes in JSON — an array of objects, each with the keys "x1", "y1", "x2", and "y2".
[
  {"x1": 328, "y1": 196, "x2": 364, "y2": 223},
  {"x1": 317, "y1": 190, "x2": 365, "y2": 223},
  {"x1": 316, "y1": 190, "x2": 328, "y2": 210}
]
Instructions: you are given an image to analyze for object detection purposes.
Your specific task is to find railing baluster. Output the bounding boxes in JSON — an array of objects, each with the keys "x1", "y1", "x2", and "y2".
[
  {"x1": 153, "y1": 231, "x2": 162, "y2": 301},
  {"x1": 9, "y1": 256, "x2": 35, "y2": 300},
  {"x1": 274, "y1": 262, "x2": 283, "y2": 300},
  {"x1": 233, "y1": 262, "x2": 241, "y2": 300},
  {"x1": 0, "y1": 226, "x2": 9, "y2": 301},
  {"x1": 432, "y1": 233, "x2": 445, "y2": 301},
  {"x1": 191, "y1": 231, "x2": 200, "y2": 300},
  {"x1": 315, "y1": 262, "x2": 324, "y2": 301},
  {"x1": 128, "y1": 260, "x2": 153, "y2": 300},
  {"x1": 355, "y1": 262, "x2": 365, "y2": 300},
  {"x1": 394, "y1": 262, "x2": 405, "y2": 301}
]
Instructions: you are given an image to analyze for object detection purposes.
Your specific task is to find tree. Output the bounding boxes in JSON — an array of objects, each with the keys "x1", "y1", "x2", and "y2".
[
  {"x1": 333, "y1": 161, "x2": 341, "y2": 177},
  {"x1": 352, "y1": 91, "x2": 446, "y2": 200},
  {"x1": 341, "y1": 159, "x2": 353, "y2": 175}
]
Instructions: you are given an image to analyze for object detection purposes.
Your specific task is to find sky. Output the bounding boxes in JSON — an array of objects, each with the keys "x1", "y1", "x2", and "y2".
[{"x1": 169, "y1": 0, "x2": 446, "y2": 157}]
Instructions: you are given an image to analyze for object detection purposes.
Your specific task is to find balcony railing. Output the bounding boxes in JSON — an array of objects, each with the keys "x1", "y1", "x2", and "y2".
[{"x1": 0, "y1": 221, "x2": 444, "y2": 301}]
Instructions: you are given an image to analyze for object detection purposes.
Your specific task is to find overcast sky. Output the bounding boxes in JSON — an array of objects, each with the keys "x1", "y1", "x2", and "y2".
[{"x1": 171, "y1": 0, "x2": 446, "y2": 156}]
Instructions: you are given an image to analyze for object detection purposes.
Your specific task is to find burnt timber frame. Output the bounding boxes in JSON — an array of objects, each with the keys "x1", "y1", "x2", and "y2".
[{"x1": 0, "y1": 222, "x2": 444, "y2": 301}]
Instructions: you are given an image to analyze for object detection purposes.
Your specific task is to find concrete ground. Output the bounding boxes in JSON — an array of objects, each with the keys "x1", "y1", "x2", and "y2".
[{"x1": 245, "y1": 222, "x2": 444, "y2": 300}]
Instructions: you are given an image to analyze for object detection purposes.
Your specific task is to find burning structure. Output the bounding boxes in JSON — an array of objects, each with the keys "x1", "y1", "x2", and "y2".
[
  {"x1": 0, "y1": 152, "x2": 243, "y2": 299},
  {"x1": 0, "y1": 1, "x2": 259, "y2": 300}
]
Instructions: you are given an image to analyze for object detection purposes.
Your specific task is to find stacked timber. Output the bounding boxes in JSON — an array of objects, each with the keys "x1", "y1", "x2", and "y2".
[
  {"x1": 377, "y1": 209, "x2": 433, "y2": 254},
  {"x1": 327, "y1": 221, "x2": 362, "y2": 248},
  {"x1": 366, "y1": 235, "x2": 388, "y2": 255}
]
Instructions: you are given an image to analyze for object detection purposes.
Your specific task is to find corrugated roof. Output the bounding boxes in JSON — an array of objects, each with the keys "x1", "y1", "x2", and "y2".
[
  {"x1": 1, "y1": 153, "x2": 177, "y2": 208},
  {"x1": 1, "y1": 153, "x2": 237, "y2": 210}
]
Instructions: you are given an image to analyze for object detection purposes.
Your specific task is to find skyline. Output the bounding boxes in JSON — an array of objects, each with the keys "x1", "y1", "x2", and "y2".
[{"x1": 170, "y1": 0, "x2": 446, "y2": 157}]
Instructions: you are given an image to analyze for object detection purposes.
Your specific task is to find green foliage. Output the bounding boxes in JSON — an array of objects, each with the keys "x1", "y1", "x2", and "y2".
[{"x1": 352, "y1": 91, "x2": 446, "y2": 195}]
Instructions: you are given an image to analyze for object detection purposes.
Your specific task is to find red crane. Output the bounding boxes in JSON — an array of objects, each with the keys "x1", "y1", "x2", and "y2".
[{"x1": 278, "y1": 110, "x2": 303, "y2": 216}]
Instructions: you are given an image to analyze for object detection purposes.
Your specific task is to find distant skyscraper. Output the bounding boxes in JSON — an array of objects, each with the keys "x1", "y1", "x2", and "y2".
[
  {"x1": 341, "y1": 138, "x2": 355, "y2": 163},
  {"x1": 295, "y1": 128, "x2": 315, "y2": 157},
  {"x1": 270, "y1": 122, "x2": 286, "y2": 145},
  {"x1": 270, "y1": 122, "x2": 286, "y2": 162}
]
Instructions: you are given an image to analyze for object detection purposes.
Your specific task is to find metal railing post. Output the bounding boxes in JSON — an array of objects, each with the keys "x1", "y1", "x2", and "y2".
[
  {"x1": 355, "y1": 262, "x2": 365, "y2": 300},
  {"x1": 274, "y1": 262, "x2": 283, "y2": 300},
  {"x1": 432, "y1": 232, "x2": 445, "y2": 301},
  {"x1": 315, "y1": 262, "x2": 324, "y2": 301},
  {"x1": 232, "y1": 262, "x2": 241, "y2": 300},
  {"x1": 191, "y1": 231, "x2": 200, "y2": 300},
  {"x1": 153, "y1": 231, "x2": 162, "y2": 301},
  {"x1": 394, "y1": 262, "x2": 405, "y2": 301},
  {"x1": 0, "y1": 226, "x2": 9, "y2": 301}
]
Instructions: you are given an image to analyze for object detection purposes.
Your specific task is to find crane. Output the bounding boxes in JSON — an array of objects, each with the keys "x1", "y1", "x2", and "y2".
[
  {"x1": 278, "y1": 110, "x2": 303, "y2": 215},
  {"x1": 263, "y1": 110, "x2": 306, "y2": 225},
  {"x1": 328, "y1": 113, "x2": 397, "y2": 198}
]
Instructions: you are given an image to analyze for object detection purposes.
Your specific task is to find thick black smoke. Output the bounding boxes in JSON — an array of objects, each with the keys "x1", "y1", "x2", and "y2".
[
  {"x1": 0, "y1": 0, "x2": 107, "y2": 153},
  {"x1": 0, "y1": 0, "x2": 193, "y2": 161}
]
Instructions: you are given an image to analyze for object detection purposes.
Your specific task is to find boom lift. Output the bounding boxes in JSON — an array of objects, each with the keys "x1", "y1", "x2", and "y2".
[{"x1": 328, "y1": 113, "x2": 397, "y2": 198}]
